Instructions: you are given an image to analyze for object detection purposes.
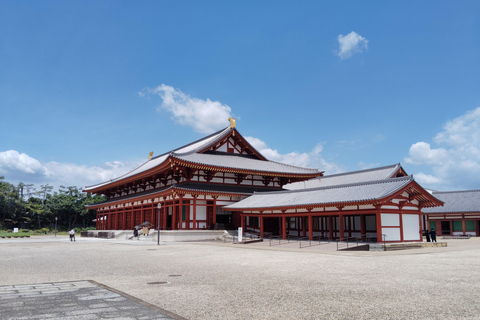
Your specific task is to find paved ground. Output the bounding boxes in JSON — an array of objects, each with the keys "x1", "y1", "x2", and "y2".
[
  {"x1": 0, "y1": 280, "x2": 182, "y2": 320},
  {"x1": 1, "y1": 235, "x2": 480, "y2": 319}
]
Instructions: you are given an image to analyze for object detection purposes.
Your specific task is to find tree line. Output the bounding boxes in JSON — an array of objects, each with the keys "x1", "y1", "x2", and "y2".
[{"x1": 0, "y1": 176, "x2": 105, "y2": 231}]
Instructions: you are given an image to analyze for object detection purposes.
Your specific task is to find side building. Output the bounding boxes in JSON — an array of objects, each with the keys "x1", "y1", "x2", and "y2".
[
  {"x1": 224, "y1": 164, "x2": 443, "y2": 243},
  {"x1": 83, "y1": 122, "x2": 323, "y2": 231},
  {"x1": 422, "y1": 190, "x2": 480, "y2": 237}
]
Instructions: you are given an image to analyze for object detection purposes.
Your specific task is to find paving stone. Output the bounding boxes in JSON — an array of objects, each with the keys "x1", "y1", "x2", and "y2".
[{"x1": 0, "y1": 281, "x2": 181, "y2": 320}]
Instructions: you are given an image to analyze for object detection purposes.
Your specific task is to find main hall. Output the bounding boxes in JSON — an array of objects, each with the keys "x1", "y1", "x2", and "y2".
[{"x1": 84, "y1": 119, "x2": 442, "y2": 243}]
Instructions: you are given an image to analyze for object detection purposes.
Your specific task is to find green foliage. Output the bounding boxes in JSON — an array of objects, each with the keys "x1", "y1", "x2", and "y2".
[{"x1": 0, "y1": 177, "x2": 106, "y2": 231}]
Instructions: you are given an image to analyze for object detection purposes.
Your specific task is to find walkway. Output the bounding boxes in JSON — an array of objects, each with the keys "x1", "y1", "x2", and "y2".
[{"x1": 0, "y1": 280, "x2": 185, "y2": 320}]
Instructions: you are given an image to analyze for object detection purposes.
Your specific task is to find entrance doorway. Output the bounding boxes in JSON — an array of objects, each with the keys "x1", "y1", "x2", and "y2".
[{"x1": 441, "y1": 221, "x2": 451, "y2": 235}]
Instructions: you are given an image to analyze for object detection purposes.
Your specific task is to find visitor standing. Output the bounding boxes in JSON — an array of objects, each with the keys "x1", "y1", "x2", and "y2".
[
  {"x1": 69, "y1": 229, "x2": 76, "y2": 242},
  {"x1": 430, "y1": 228, "x2": 437, "y2": 242}
]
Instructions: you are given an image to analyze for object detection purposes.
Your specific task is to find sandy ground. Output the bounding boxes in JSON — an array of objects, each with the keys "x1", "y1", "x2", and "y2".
[{"x1": 1, "y1": 236, "x2": 479, "y2": 320}]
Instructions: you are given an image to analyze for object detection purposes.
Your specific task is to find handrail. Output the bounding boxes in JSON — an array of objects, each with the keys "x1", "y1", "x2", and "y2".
[{"x1": 336, "y1": 234, "x2": 386, "y2": 251}]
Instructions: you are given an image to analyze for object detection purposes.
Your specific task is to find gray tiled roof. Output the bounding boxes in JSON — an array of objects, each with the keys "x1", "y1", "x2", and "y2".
[
  {"x1": 285, "y1": 163, "x2": 402, "y2": 190},
  {"x1": 86, "y1": 182, "x2": 277, "y2": 207},
  {"x1": 422, "y1": 190, "x2": 480, "y2": 213},
  {"x1": 84, "y1": 126, "x2": 321, "y2": 191},
  {"x1": 174, "y1": 152, "x2": 320, "y2": 175},
  {"x1": 225, "y1": 175, "x2": 414, "y2": 210}
]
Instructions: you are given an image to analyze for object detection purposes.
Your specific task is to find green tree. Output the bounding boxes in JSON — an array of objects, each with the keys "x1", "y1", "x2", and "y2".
[{"x1": 0, "y1": 177, "x2": 25, "y2": 229}]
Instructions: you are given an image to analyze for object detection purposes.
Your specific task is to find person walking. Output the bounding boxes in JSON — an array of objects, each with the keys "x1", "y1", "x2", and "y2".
[
  {"x1": 133, "y1": 227, "x2": 138, "y2": 239},
  {"x1": 69, "y1": 229, "x2": 76, "y2": 242},
  {"x1": 430, "y1": 228, "x2": 437, "y2": 242}
]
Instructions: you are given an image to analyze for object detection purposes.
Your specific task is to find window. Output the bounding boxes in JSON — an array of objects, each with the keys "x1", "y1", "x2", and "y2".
[
  {"x1": 452, "y1": 221, "x2": 462, "y2": 232},
  {"x1": 466, "y1": 221, "x2": 475, "y2": 232}
]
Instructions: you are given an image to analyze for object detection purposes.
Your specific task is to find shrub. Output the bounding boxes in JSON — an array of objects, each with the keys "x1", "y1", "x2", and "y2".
[{"x1": 20, "y1": 229, "x2": 31, "y2": 233}]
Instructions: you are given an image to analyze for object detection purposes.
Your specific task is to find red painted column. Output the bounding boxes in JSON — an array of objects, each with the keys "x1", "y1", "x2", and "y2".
[
  {"x1": 260, "y1": 215, "x2": 264, "y2": 238},
  {"x1": 193, "y1": 196, "x2": 197, "y2": 230},
  {"x1": 240, "y1": 214, "x2": 244, "y2": 234},
  {"x1": 212, "y1": 197, "x2": 217, "y2": 225},
  {"x1": 282, "y1": 215, "x2": 287, "y2": 239},
  {"x1": 172, "y1": 200, "x2": 177, "y2": 230},
  {"x1": 376, "y1": 205, "x2": 383, "y2": 243},
  {"x1": 163, "y1": 200, "x2": 167, "y2": 230}
]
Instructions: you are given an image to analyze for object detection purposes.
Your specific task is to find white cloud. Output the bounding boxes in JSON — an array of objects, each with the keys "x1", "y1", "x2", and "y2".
[
  {"x1": 0, "y1": 150, "x2": 49, "y2": 176},
  {"x1": 405, "y1": 107, "x2": 480, "y2": 190},
  {"x1": 140, "y1": 84, "x2": 233, "y2": 134},
  {"x1": 0, "y1": 150, "x2": 141, "y2": 191},
  {"x1": 245, "y1": 137, "x2": 341, "y2": 174},
  {"x1": 337, "y1": 31, "x2": 368, "y2": 60}
]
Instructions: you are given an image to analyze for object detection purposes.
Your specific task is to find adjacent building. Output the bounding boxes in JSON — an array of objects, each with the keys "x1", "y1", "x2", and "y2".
[{"x1": 422, "y1": 190, "x2": 480, "y2": 237}]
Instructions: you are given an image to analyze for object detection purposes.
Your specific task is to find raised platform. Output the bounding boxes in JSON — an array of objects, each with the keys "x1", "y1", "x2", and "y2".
[
  {"x1": 369, "y1": 242, "x2": 447, "y2": 251},
  {"x1": 82, "y1": 230, "x2": 225, "y2": 242}
]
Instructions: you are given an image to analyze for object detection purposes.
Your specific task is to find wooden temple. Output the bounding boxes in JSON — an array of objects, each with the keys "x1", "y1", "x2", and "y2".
[
  {"x1": 83, "y1": 120, "x2": 323, "y2": 232},
  {"x1": 84, "y1": 120, "x2": 443, "y2": 243},
  {"x1": 224, "y1": 164, "x2": 444, "y2": 243}
]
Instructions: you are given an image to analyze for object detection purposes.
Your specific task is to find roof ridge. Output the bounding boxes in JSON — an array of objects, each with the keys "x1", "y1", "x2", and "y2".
[
  {"x1": 322, "y1": 163, "x2": 401, "y2": 179},
  {"x1": 432, "y1": 189, "x2": 480, "y2": 194},
  {"x1": 152, "y1": 126, "x2": 231, "y2": 159},
  {"x1": 253, "y1": 175, "x2": 412, "y2": 196}
]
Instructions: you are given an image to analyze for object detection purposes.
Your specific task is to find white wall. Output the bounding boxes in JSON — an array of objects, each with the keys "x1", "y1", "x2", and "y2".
[{"x1": 402, "y1": 214, "x2": 420, "y2": 241}]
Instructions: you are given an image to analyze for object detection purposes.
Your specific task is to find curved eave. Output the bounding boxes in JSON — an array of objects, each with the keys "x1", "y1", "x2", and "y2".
[
  {"x1": 223, "y1": 199, "x2": 382, "y2": 212},
  {"x1": 425, "y1": 211, "x2": 480, "y2": 215},
  {"x1": 171, "y1": 157, "x2": 323, "y2": 179},
  {"x1": 85, "y1": 185, "x2": 250, "y2": 209},
  {"x1": 83, "y1": 159, "x2": 173, "y2": 194}
]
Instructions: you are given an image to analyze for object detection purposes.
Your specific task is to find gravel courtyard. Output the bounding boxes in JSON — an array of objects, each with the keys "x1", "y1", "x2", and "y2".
[{"x1": 1, "y1": 236, "x2": 479, "y2": 319}]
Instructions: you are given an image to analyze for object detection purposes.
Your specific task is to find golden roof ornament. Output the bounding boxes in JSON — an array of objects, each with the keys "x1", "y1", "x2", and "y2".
[
  {"x1": 228, "y1": 117, "x2": 236, "y2": 128},
  {"x1": 148, "y1": 151, "x2": 154, "y2": 160}
]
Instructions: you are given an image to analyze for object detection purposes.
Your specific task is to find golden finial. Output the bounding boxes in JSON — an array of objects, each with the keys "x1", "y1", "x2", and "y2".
[
  {"x1": 228, "y1": 117, "x2": 236, "y2": 128},
  {"x1": 148, "y1": 152, "x2": 154, "y2": 160}
]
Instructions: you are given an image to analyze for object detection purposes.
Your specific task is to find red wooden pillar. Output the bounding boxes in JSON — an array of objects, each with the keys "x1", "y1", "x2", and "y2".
[
  {"x1": 212, "y1": 196, "x2": 217, "y2": 225},
  {"x1": 163, "y1": 200, "x2": 167, "y2": 229},
  {"x1": 240, "y1": 214, "x2": 244, "y2": 235},
  {"x1": 308, "y1": 214, "x2": 313, "y2": 240},
  {"x1": 282, "y1": 214, "x2": 287, "y2": 239},
  {"x1": 141, "y1": 203, "x2": 145, "y2": 224},
  {"x1": 375, "y1": 205, "x2": 383, "y2": 242},
  {"x1": 193, "y1": 196, "x2": 197, "y2": 230},
  {"x1": 122, "y1": 203, "x2": 128, "y2": 230},
  {"x1": 172, "y1": 200, "x2": 177, "y2": 230},
  {"x1": 399, "y1": 206, "x2": 404, "y2": 242}
]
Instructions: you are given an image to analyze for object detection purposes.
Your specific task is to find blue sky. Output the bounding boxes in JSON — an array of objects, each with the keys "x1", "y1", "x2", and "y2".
[{"x1": 1, "y1": 1, "x2": 480, "y2": 192}]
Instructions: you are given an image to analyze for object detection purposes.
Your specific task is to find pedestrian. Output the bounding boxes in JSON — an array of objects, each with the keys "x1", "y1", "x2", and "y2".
[
  {"x1": 133, "y1": 227, "x2": 138, "y2": 239},
  {"x1": 425, "y1": 230, "x2": 431, "y2": 242},
  {"x1": 69, "y1": 229, "x2": 76, "y2": 242},
  {"x1": 430, "y1": 228, "x2": 437, "y2": 242}
]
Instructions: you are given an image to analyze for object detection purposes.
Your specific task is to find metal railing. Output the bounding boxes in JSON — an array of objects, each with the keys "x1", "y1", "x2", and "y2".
[
  {"x1": 222, "y1": 232, "x2": 261, "y2": 244},
  {"x1": 336, "y1": 234, "x2": 386, "y2": 251},
  {"x1": 298, "y1": 235, "x2": 330, "y2": 248}
]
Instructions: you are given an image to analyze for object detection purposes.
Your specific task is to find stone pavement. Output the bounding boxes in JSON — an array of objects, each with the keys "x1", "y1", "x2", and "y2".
[{"x1": 0, "y1": 280, "x2": 185, "y2": 320}]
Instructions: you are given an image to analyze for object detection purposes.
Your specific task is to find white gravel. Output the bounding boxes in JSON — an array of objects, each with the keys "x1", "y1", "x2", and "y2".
[{"x1": 1, "y1": 236, "x2": 479, "y2": 319}]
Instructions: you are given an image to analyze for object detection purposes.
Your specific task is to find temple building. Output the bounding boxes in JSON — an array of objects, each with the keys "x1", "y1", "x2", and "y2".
[
  {"x1": 84, "y1": 121, "x2": 443, "y2": 243},
  {"x1": 224, "y1": 164, "x2": 443, "y2": 243},
  {"x1": 422, "y1": 190, "x2": 480, "y2": 237},
  {"x1": 83, "y1": 120, "x2": 323, "y2": 233}
]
